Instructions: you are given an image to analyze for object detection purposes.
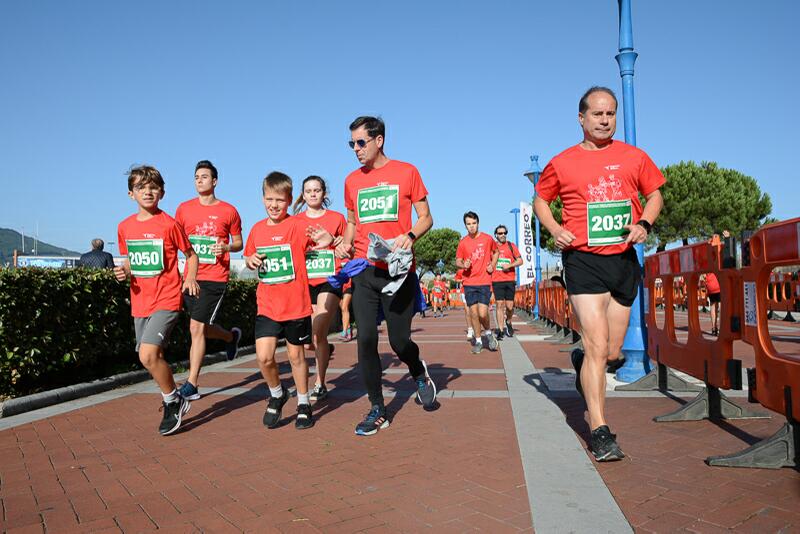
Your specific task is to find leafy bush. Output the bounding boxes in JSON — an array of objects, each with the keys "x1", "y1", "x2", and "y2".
[{"x1": 0, "y1": 268, "x2": 257, "y2": 398}]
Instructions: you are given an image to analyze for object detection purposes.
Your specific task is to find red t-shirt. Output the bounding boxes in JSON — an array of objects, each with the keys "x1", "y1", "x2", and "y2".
[
  {"x1": 492, "y1": 241, "x2": 520, "y2": 283},
  {"x1": 243, "y1": 216, "x2": 313, "y2": 322},
  {"x1": 432, "y1": 280, "x2": 446, "y2": 296},
  {"x1": 175, "y1": 198, "x2": 242, "y2": 283},
  {"x1": 117, "y1": 210, "x2": 192, "y2": 318},
  {"x1": 344, "y1": 160, "x2": 428, "y2": 268},
  {"x1": 457, "y1": 232, "x2": 498, "y2": 287},
  {"x1": 295, "y1": 209, "x2": 347, "y2": 287},
  {"x1": 705, "y1": 273, "x2": 721, "y2": 294},
  {"x1": 536, "y1": 140, "x2": 665, "y2": 255}
]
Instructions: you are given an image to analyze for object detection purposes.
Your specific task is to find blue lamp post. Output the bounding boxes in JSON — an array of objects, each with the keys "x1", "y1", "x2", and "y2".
[
  {"x1": 509, "y1": 208, "x2": 520, "y2": 286},
  {"x1": 614, "y1": 0, "x2": 650, "y2": 382},
  {"x1": 524, "y1": 155, "x2": 543, "y2": 319}
]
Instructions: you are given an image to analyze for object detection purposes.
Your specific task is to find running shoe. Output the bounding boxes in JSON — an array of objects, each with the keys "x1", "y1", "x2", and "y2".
[
  {"x1": 355, "y1": 404, "x2": 390, "y2": 436},
  {"x1": 339, "y1": 330, "x2": 349, "y2": 341},
  {"x1": 414, "y1": 359, "x2": 437, "y2": 409},
  {"x1": 178, "y1": 381, "x2": 201, "y2": 401},
  {"x1": 309, "y1": 383, "x2": 328, "y2": 402},
  {"x1": 589, "y1": 425, "x2": 625, "y2": 461},
  {"x1": 505, "y1": 321, "x2": 514, "y2": 337},
  {"x1": 571, "y1": 348, "x2": 585, "y2": 400},
  {"x1": 606, "y1": 357, "x2": 625, "y2": 374},
  {"x1": 470, "y1": 342, "x2": 483, "y2": 355},
  {"x1": 483, "y1": 332, "x2": 499, "y2": 352},
  {"x1": 262, "y1": 389, "x2": 289, "y2": 429},
  {"x1": 295, "y1": 403, "x2": 314, "y2": 430},
  {"x1": 159, "y1": 396, "x2": 190, "y2": 436},
  {"x1": 329, "y1": 342, "x2": 336, "y2": 356},
  {"x1": 226, "y1": 327, "x2": 242, "y2": 361}
]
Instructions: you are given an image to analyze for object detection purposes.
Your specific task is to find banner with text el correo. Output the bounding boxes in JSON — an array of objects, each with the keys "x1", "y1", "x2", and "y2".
[{"x1": 517, "y1": 201, "x2": 535, "y2": 286}]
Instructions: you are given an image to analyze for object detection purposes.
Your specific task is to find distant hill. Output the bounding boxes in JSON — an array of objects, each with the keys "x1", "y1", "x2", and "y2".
[{"x1": 0, "y1": 228, "x2": 81, "y2": 266}]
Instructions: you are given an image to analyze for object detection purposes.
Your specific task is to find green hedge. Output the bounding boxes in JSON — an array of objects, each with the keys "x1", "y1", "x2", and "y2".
[{"x1": 0, "y1": 268, "x2": 257, "y2": 398}]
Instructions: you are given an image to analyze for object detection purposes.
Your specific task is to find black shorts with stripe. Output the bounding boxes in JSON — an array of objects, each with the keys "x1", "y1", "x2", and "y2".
[{"x1": 183, "y1": 280, "x2": 227, "y2": 325}]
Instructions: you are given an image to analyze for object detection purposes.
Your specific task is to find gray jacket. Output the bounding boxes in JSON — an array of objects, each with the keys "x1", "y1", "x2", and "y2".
[{"x1": 367, "y1": 233, "x2": 414, "y2": 296}]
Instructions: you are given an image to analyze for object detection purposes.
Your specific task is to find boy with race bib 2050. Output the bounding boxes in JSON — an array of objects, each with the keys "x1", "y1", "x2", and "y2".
[{"x1": 115, "y1": 165, "x2": 200, "y2": 436}]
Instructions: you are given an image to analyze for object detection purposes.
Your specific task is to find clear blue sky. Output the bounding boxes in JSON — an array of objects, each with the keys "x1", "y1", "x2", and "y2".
[{"x1": 1, "y1": 1, "x2": 797, "y2": 264}]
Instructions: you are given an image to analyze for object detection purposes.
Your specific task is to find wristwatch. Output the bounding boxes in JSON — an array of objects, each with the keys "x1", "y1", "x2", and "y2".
[
  {"x1": 636, "y1": 220, "x2": 652, "y2": 233},
  {"x1": 407, "y1": 231, "x2": 417, "y2": 241}
]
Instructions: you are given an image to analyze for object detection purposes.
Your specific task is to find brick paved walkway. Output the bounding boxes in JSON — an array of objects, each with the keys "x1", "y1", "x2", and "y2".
[{"x1": 1, "y1": 309, "x2": 799, "y2": 533}]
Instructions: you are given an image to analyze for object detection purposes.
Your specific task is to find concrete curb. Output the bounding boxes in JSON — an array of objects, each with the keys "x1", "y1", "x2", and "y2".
[{"x1": 0, "y1": 344, "x2": 257, "y2": 418}]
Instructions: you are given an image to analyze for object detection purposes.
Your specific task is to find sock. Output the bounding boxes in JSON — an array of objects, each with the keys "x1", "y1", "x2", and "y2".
[
  {"x1": 269, "y1": 385, "x2": 283, "y2": 398},
  {"x1": 483, "y1": 329, "x2": 492, "y2": 336},
  {"x1": 467, "y1": 327, "x2": 474, "y2": 336},
  {"x1": 297, "y1": 392, "x2": 309, "y2": 405},
  {"x1": 162, "y1": 389, "x2": 178, "y2": 403}
]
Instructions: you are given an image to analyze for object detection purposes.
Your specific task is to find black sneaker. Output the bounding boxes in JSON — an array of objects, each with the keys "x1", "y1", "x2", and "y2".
[
  {"x1": 295, "y1": 403, "x2": 314, "y2": 430},
  {"x1": 571, "y1": 348, "x2": 585, "y2": 400},
  {"x1": 589, "y1": 425, "x2": 625, "y2": 461},
  {"x1": 495, "y1": 328, "x2": 505, "y2": 341},
  {"x1": 159, "y1": 396, "x2": 190, "y2": 436},
  {"x1": 226, "y1": 327, "x2": 242, "y2": 361},
  {"x1": 309, "y1": 383, "x2": 328, "y2": 402},
  {"x1": 505, "y1": 321, "x2": 514, "y2": 337},
  {"x1": 414, "y1": 359, "x2": 437, "y2": 409},
  {"x1": 355, "y1": 404, "x2": 390, "y2": 436},
  {"x1": 607, "y1": 357, "x2": 626, "y2": 374},
  {"x1": 263, "y1": 389, "x2": 289, "y2": 429}
]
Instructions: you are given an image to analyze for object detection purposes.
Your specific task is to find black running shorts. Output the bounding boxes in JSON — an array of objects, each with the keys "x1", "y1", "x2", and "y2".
[
  {"x1": 492, "y1": 281, "x2": 516, "y2": 301},
  {"x1": 708, "y1": 292, "x2": 721, "y2": 304},
  {"x1": 183, "y1": 280, "x2": 227, "y2": 325},
  {"x1": 309, "y1": 282, "x2": 343, "y2": 302},
  {"x1": 563, "y1": 248, "x2": 640, "y2": 307},
  {"x1": 255, "y1": 314, "x2": 312, "y2": 346}
]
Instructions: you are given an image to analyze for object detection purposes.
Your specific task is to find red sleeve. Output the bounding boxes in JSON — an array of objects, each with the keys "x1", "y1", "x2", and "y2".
[
  {"x1": 230, "y1": 207, "x2": 243, "y2": 236},
  {"x1": 638, "y1": 152, "x2": 666, "y2": 196},
  {"x1": 174, "y1": 205, "x2": 185, "y2": 231},
  {"x1": 171, "y1": 220, "x2": 192, "y2": 253},
  {"x1": 244, "y1": 226, "x2": 256, "y2": 256},
  {"x1": 117, "y1": 223, "x2": 127, "y2": 255},
  {"x1": 535, "y1": 162, "x2": 560, "y2": 203},
  {"x1": 489, "y1": 236, "x2": 498, "y2": 254},
  {"x1": 344, "y1": 178, "x2": 354, "y2": 211},
  {"x1": 335, "y1": 212, "x2": 347, "y2": 237},
  {"x1": 456, "y1": 240, "x2": 466, "y2": 260},
  {"x1": 409, "y1": 166, "x2": 429, "y2": 203},
  {"x1": 511, "y1": 243, "x2": 520, "y2": 258}
]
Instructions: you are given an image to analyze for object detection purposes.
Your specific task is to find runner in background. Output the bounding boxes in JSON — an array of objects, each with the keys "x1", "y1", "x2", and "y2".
[
  {"x1": 420, "y1": 280, "x2": 429, "y2": 318},
  {"x1": 705, "y1": 272, "x2": 721, "y2": 336},
  {"x1": 491, "y1": 224, "x2": 522, "y2": 339},
  {"x1": 534, "y1": 86, "x2": 664, "y2": 461},
  {"x1": 339, "y1": 278, "x2": 354, "y2": 340},
  {"x1": 175, "y1": 160, "x2": 243, "y2": 401},
  {"x1": 456, "y1": 269, "x2": 474, "y2": 344},
  {"x1": 431, "y1": 272, "x2": 445, "y2": 317},
  {"x1": 293, "y1": 175, "x2": 347, "y2": 402},
  {"x1": 456, "y1": 211, "x2": 499, "y2": 354}
]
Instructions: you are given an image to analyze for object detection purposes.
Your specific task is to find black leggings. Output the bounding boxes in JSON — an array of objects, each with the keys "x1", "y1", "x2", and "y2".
[{"x1": 351, "y1": 266, "x2": 423, "y2": 405}]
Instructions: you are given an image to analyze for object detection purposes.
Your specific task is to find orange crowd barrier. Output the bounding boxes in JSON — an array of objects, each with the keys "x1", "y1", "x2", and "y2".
[{"x1": 642, "y1": 221, "x2": 800, "y2": 468}]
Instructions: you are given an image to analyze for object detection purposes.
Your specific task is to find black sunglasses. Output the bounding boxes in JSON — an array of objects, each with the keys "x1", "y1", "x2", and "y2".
[
  {"x1": 348, "y1": 138, "x2": 374, "y2": 149},
  {"x1": 496, "y1": 232, "x2": 507, "y2": 236}
]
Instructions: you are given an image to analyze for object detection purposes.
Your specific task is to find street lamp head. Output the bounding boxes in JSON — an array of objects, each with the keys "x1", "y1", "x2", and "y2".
[
  {"x1": 523, "y1": 155, "x2": 542, "y2": 185},
  {"x1": 509, "y1": 208, "x2": 520, "y2": 214}
]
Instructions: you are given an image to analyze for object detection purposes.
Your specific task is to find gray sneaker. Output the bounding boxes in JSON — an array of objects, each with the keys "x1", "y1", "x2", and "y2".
[
  {"x1": 414, "y1": 359, "x2": 437, "y2": 409},
  {"x1": 481, "y1": 333, "x2": 498, "y2": 352},
  {"x1": 471, "y1": 342, "x2": 483, "y2": 354}
]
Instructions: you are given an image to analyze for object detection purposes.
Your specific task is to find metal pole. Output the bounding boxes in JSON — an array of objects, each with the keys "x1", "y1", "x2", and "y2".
[
  {"x1": 533, "y1": 179, "x2": 542, "y2": 319},
  {"x1": 510, "y1": 208, "x2": 520, "y2": 286},
  {"x1": 615, "y1": 0, "x2": 650, "y2": 382}
]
